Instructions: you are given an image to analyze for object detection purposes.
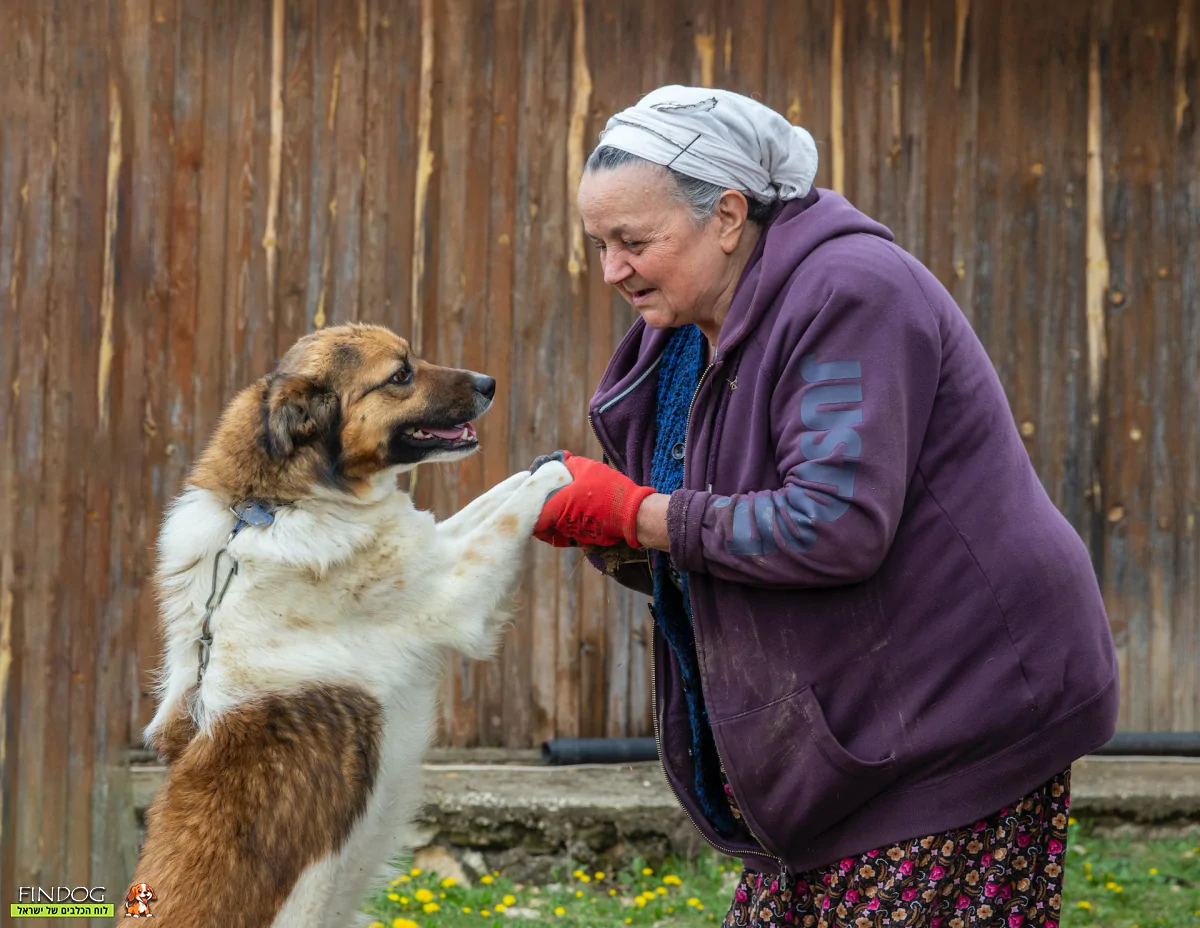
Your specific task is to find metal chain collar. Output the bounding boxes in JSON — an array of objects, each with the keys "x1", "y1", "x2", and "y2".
[{"x1": 196, "y1": 501, "x2": 277, "y2": 687}]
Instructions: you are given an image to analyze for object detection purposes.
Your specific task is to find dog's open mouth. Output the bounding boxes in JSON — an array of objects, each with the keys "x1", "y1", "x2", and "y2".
[{"x1": 401, "y1": 422, "x2": 478, "y2": 445}]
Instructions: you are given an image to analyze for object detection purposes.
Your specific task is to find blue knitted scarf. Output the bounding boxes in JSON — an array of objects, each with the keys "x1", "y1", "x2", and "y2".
[{"x1": 648, "y1": 324, "x2": 736, "y2": 837}]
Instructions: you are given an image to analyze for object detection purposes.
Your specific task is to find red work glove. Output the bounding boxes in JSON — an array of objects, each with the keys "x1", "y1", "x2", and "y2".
[{"x1": 531, "y1": 451, "x2": 655, "y2": 548}]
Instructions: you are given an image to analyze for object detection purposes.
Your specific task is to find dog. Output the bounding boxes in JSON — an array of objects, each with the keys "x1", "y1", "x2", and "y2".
[
  {"x1": 128, "y1": 323, "x2": 571, "y2": 926},
  {"x1": 123, "y1": 883, "x2": 156, "y2": 917}
]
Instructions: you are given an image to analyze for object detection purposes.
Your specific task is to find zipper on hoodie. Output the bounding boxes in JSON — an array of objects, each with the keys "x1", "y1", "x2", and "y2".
[
  {"x1": 589, "y1": 346, "x2": 788, "y2": 877},
  {"x1": 678, "y1": 351, "x2": 788, "y2": 876}
]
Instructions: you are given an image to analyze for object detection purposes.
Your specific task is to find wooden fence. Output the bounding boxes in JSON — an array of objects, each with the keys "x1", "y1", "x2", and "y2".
[{"x1": 1, "y1": 0, "x2": 1197, "y2": 901}]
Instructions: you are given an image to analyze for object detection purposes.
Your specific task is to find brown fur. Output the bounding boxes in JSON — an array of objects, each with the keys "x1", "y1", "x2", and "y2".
[
  {"x1": 188, "y1": 322, "x2": 488, "y2": 504},
  {"x1": 131, "y1": 686, "x2": 383, "y2": 926}
]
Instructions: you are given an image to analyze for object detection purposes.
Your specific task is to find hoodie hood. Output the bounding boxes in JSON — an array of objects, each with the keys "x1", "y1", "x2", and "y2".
[{"x1": 589, "y1": 188, "x2": 894, "y2": 418}]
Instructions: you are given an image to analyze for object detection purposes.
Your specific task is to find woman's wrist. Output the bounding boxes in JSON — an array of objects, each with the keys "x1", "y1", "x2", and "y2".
[{"x1": 635, "y1": 493, "x2": 672, "y2": 551}]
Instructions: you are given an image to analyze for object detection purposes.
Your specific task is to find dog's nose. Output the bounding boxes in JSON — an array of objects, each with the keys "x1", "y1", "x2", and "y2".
[{"x1": 472, "y1": 374, "x2": 496, "y2": 399}]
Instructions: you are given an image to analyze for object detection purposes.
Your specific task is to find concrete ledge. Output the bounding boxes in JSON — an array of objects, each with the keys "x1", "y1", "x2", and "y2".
[{"x1": 130, "y1": 755, "x2": 1200, "y2": 878}]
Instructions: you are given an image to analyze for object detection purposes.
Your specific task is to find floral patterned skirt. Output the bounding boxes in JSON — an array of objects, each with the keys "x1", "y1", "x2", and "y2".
[{"x1": 723, "y1": 769, "x2": 1071, "y2": 928}]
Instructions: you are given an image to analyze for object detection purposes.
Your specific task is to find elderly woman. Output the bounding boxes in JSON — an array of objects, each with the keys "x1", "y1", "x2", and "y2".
[{"x1": 531, "y1": 86, "x2": 1117, "y2": 927}]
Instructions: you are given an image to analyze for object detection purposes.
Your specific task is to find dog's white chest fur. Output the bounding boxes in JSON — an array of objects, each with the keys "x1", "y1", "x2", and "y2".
[{"x1": 146, "y1": 463, "x2": 570, "y2": 926}]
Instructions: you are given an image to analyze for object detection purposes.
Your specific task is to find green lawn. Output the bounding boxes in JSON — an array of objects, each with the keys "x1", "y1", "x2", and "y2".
[{"x1": 365, "y1": 820, "x2": 1200, "y2": 927}]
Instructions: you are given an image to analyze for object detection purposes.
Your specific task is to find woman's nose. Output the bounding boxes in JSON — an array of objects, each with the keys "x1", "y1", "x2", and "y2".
[{"x1": 602, "y1": 251, "x2": 632, "y2": 286}]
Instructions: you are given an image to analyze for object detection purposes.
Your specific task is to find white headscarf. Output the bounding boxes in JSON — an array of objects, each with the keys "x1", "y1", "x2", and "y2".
[{"x1": 597, "y1": 85, "x2": 819, "y2": 202}]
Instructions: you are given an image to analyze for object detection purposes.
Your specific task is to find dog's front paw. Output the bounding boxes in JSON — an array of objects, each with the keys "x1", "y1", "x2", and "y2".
[{"x1": 524, "y1": 459, "x2": 572, "y2": 498}]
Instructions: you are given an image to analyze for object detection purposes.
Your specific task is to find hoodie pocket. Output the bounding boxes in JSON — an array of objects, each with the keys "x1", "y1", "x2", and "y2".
[{"x1": 713, "y1": 684, "x2": 898, "y2": 857}]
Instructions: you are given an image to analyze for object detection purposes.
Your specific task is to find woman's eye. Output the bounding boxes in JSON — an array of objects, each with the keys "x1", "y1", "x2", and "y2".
[
  {"x1": 623, "y1": 241, "x2": 643, "y2": 250},
  {"x1": 390, "y1": 367, "x2": 413, "y2": 386},
  {"x1": 592, "y1": 240, "x2": 607, "y2": 251}
]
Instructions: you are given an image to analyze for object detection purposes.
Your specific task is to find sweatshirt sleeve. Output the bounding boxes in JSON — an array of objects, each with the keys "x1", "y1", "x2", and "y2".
[{"x1": 668, "y1": 263, "x2": 942, "y2": 588}]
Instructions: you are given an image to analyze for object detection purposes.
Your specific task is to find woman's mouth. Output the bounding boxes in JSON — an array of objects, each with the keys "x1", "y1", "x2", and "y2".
[{"x1": 628, "y1": 287, "x2": 657, "y2": 305}]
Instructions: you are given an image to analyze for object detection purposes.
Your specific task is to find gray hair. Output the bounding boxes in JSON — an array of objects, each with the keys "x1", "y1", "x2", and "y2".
[{"x1": 585, "y1": 146, "x2": 777, "y2": 226}]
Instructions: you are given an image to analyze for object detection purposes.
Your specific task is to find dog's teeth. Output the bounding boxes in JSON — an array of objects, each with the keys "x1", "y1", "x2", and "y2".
[
  {"x1": 460, "y1": 427, "x2": 470, "y2": 439},
  {"x1": 413, "y1": 429, "x2": 430, "y2": 439}
]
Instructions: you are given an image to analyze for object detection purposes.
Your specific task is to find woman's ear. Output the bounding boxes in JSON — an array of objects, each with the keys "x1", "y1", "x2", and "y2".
[{"x1": 715, "y1": 189, "x2": 751, "y2": 254}]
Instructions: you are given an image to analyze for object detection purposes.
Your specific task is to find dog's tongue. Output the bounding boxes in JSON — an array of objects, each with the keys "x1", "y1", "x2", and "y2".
[{"x1": 422, "y1": 423, "x2": 472, "y2": 440}]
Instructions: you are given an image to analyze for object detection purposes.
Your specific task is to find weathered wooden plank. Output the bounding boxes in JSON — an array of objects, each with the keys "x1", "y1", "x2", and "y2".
[
  {"x1": 328, "y1": 0, "x2": 368, "y2": 325},
  {"x1": 65, "y1": 0, "x2": 115, "y2": 889},
  {"x1": 537, "y1": 0, "x2": 573, "y2": 746},
  {"x1": 36, "y1": 0, "x2": 81, "y2": 883},
  {"x1": 9, "y1": 0, "x2": 55, "y2": 891},
  {"x1": 1173, "y1": 0, "x2": 1200, "y2": 730},
  {"x1": 276, "y1": 0, "x2": 316, "y2": 352},
  {"x1": 192, "y1": 0, "x2": 233, "y2": 454},
  {"x1": 480, "y1": 0, "x2": 521, "y2": 746},
  {"x1": 0, "y1": 0, "x2": 24, "y2": 891},
  {"x1": 160, "y1": 0, "x2": 205, "y2": 504},
  {"x1": 435, "y1": 0, "x2": 480, "y2": 745},
  {"x1": 130, "y1": 0, "x2": 181, "y2": 739},
  {"x1": 223, "y1": 0, "x2": 272, "y2": 393}
]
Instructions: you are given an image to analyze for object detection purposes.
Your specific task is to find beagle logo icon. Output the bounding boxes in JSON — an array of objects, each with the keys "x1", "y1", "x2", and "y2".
[{"x1": 124, "y1": 883, "x2": 157, "y2": 918}]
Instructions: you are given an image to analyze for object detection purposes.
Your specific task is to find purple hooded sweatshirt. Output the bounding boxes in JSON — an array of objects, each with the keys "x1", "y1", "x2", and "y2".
[{"x1": 585, "y1": 189, "x2": 1118, "y2": 875}]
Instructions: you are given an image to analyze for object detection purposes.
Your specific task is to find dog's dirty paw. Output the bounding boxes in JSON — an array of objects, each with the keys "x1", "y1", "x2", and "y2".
[{"x1": 525, "y1": 459, "x2": 572, "y2": 494}]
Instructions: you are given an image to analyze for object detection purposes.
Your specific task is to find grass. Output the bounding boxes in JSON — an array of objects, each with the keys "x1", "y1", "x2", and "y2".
[{"x1": 364, "y1": 820, "x2": 1200, "y2": 927}]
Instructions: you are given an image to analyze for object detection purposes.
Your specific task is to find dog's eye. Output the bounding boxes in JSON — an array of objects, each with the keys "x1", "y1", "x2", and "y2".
[{"x1": 389, "y1": 366, "x2": 413, "y2": 387}]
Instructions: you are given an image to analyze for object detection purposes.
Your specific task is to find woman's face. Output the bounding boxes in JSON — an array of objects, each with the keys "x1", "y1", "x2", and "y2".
[{"x1": 577, "y1": 163, "x2": 742, "y2": 331}]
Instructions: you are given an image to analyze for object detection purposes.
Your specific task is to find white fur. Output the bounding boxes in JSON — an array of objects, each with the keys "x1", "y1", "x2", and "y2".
[{"x1": 147, "y1": 461, "x2": 572, "y2": 927}]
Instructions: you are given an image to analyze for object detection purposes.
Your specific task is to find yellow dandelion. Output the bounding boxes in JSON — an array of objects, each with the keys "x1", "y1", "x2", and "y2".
[
  {"x1": 441, "y1": 876, "x2": 457, "y2": 888},
  {"x1": 1069, "y1": 817, "x2": 1078, "y2": 826},
  {"x1": 594, "y1": 871, "x2": 606, "y2": 881},
  {"x1": 609, "y1": 889, "x2": 617, "y2": 897},
  {"x1": 392, "y1": 919, "x2": 419, "y2": 928},
  {"x1": 399, "y1": 897, "x2": 409, "y2": 906},
  {"x1": 480, "y1": 909, "x2": 491, "y2": 918},
  {"x1": 573, "y1": 869, "x2": 586, "y2": 880},
  {"x1": 414, "y1": 888, "x2": 434, "y2": 904},
  {"x1": 575, "y1": 889, "x2": 584, "y2": 898},
  {"x1": 642, "y1": 867, "x2": 653, "y2": 876},
  {"x1": 480, "y1": 874, "x2": 494, "y2": 885},
  {"x1": 503, "y1": 895, "x2": 516, "y2": 906},
  {"x1": 1149, "y1": 868, "x2": 1159, "y2": 875},
  {"x1": 554, "y1": 907, "x2": 566, "y2": 917},
  {"x1": 389, "y1": 877, "x2": 403, "y2": 888},
  {"x1": 495, "y1": 904, "x2": 507, "y2": 914},
  {"x1": 1077, "y1": 901, "x2": 1092, "y2": 910},
  {"x1": 656, "y1": 887, "x2": 668, "y2": 896},
  {"x1": 387, "y1": 893, "x2": 400, "y2": 902},
  {"x1": 662, "y1": 874, "x2": 683, "y2": 886},
  {"x1": 625, "y1": 920, "x2": 632, "y2": 925},
  {"x1": 668, "y1": 906, "x2": 675, "y2": 913},
  {"x1": 422, "y1": 902, "x2": 439, "y2": 914},
  {"x1": 688, "y1": 897, "x2": 702, "y2": 908},
  {"x1": 410, "y1": 868, "x2": 422, "y2": 877},
  {"x1": 635, "y1": 897, "x2": 647, "y2": 908},
  {"x1": 399, "y1": 875, "x2": 411, "y2": 883},
  {"x1": 462, "y1": 907, "x2": 472, "y2": 914}
]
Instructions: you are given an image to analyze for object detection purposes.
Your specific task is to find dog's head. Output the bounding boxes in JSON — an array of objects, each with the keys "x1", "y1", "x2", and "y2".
[
  {"x1": 126, "y1": 883, "x2": 156, "y2": 905},
  {"x1": 192, "y1": 324, "x2": 495, "y2": 500}
]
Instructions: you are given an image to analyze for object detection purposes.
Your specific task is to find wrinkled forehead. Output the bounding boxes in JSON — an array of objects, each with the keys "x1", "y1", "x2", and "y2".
[
  {"x1": 577, "y1": 162, "x2": 683, "y2": 234},
  {"x1": 281, "y1": 326, "x2": 410, "y2": 385}
]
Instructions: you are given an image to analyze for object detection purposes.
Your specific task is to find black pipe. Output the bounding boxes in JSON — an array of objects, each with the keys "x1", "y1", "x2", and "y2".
[
  {"x1": 541, "y1": 737, "x2": 658, "y2": 765},
  {"x1": 541, "y1": 732, "x2": 1200, "y2": 766},
  {"x1": 1089, "y1": 732, "x2": 1200, "y2": 757}
]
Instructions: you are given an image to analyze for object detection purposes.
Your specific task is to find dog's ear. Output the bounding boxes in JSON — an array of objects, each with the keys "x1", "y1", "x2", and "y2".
[
  {"x1": 148, "y1": 887, "x2": 157, "y2": 901},
  {"x1": 263, "y1": 374, "x2": 340, "y2": 460},
  {"x1": 126, "y1": 886, "x2": 139, "y2": 903}
]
